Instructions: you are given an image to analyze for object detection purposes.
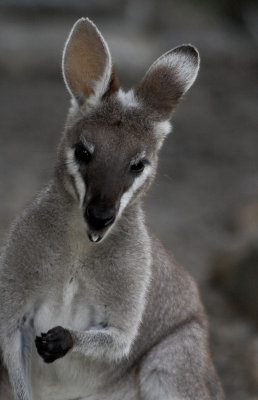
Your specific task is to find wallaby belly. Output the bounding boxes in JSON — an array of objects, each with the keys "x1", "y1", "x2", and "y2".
[
  {"x1": 31, "y1": 352, "x2": 112, "y2": 400},
  {"x1": 31, "y1": 280, "x2": 110, "y2": 399}
]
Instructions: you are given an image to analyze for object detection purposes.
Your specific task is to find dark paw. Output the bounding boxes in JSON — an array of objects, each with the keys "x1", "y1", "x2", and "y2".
[{"x1": 35, "y1": 326, "x2": 73, "y2": 363}]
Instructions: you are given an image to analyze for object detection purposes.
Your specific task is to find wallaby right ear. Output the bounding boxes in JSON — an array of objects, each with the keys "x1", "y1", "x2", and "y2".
[
  {"x1": 135, "y1": 45, "x2": 200, "y2": 120},
  {"x1": 62, "y1": 18, "x2": 119, "y2": 106}
]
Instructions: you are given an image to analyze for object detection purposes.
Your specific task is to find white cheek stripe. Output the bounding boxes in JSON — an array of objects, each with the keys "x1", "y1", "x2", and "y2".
[
  {"x1": 118, "y1": 165, "x2": 152, "y2": 218},
  {"x1": 66, "y1": 149, "x2": 85, "y2": 208}
]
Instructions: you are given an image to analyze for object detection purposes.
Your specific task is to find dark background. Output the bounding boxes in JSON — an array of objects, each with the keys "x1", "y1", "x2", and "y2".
[{"x1": 0, "y1": 1, "x2": 258, "y2": 398}]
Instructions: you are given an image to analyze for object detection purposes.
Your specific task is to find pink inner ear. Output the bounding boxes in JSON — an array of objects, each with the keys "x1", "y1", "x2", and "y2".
[
  {"x1": 63, "y1": 20, "x2": 110, "y2": 102},
  {"x1": 135, "y1": 64, "x2": 185, "y2": 120}
]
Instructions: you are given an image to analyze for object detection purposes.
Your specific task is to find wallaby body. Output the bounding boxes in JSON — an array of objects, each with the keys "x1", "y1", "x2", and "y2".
[{"x1": 0, "y1": 18, "x2": 224, "y2": 400}]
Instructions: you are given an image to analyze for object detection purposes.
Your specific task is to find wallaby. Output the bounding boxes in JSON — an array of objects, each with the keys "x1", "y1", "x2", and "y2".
[{"x1": 0, "y1": 18, "x2": 224, "y2": 400}]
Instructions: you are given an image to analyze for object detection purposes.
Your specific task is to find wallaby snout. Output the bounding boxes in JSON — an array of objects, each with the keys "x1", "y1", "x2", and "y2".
[
  {"x1": 85, "y1": 200, "x2": 116, "y2": 232},
  {"x1": 81, "y1": 165, "x2": 125, "y2": 242}
]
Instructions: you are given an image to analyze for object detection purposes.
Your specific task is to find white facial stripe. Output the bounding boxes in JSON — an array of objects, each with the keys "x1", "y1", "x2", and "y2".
[
  {"x1": 79, "y1": 135, "x2": 95, "y2": 154},
  {"x1": 66, "y1": 149, "x2": 85, "y2": 207},
  {"x1": 131, "y1": 151, "x2": 146, "y2": 165},
  {"x1": 118, "y1": 165, "x2": 152, "y2": 218}
]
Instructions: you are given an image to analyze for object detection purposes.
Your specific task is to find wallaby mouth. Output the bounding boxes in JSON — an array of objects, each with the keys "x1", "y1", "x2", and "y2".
[{"x1": 88, "y1": 232, "x2": 102, "y2": 243}]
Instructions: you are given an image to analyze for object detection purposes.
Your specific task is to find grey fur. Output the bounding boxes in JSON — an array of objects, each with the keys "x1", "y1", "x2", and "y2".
[{"x1": 0, "y1": 18, "x2": 224, "y2": 400}]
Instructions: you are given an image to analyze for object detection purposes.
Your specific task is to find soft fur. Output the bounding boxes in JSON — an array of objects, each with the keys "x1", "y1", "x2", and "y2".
[{"x1": 0, "y1": 18, "x2": 224, "y2": 400}]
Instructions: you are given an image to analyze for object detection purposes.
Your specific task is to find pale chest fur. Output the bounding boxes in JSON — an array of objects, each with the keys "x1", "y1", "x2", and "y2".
[
  {"x1": 33, "y1": 225, "x2": 108, "y2": 335},
  {"x1": 34, "y1": 278, "x2": 106, "y2": 335},
  {"x1": 28, "y1": 223, "x2": 150, "y2": 399},
  {"x1": 31, "y1": 277, "x2": 110, "y2": 400}
]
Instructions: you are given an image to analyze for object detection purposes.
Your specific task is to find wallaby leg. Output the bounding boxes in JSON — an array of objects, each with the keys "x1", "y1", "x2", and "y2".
[
  {"x1": 138, "y1": 321, "x2": 219, "y2": 400},
  {"x1": 2, "y1": 315, "x2": 34, "y2": 400},
  {"x1": 81, "y1": 370, "x2": 139, "y2": 400},
  {"x1": 0, "y1": 364, "x2": 14, "y2": 400},
  {"x1": 2, "y1": 332, "x2": 30, "y2": 400}
]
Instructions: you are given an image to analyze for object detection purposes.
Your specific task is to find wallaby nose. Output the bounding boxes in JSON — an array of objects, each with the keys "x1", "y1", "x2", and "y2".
[{"x1": 85, "y1": 204, "x2": 115, "y2": 231}]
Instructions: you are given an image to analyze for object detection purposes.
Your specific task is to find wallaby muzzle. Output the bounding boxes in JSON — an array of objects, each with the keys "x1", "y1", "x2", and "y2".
[
  {"x1": 85, "y1": 204, "x2": 115, "y2": 231},
  {"x1": 84, "y1": 197, "x2": 117, "y2": 242}
]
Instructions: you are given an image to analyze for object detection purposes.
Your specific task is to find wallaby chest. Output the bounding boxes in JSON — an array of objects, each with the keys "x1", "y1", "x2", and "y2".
[
  {"x1": 34, "y1": 272, "x2": 107, "y2": 335},
  {"x1": 31, "y1": 260, "x2": 121, "y2": 400}
]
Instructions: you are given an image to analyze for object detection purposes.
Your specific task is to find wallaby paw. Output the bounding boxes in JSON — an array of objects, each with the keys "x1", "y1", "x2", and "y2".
[{"x1": 35, "y1": 326, "x2": 73, "y2": 363}]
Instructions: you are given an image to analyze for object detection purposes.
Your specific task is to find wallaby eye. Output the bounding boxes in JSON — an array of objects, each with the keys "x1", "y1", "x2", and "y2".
[
  {"x1": 130, "y1": 160, "x2": 145, "y2": 174},
  {"x1": 74, "y1": 142, "x2": 91, "y2": 164}
]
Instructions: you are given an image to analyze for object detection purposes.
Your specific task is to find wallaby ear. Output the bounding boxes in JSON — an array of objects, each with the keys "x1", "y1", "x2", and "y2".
[
  {"x1": 62, "y1": 18, "x2": 119, "y2": 106},
  {"x1": 135, "y1": 45, "x2": 200, "y2": 120}
]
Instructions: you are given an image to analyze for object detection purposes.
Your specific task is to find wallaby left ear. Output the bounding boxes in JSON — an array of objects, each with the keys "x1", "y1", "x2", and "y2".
[
  {"x1": 135, "y1": 45, "x2": 200, "y2": 120},
  {"x1": 62, "y1": 18, "x2": 119, "y2": 106}
]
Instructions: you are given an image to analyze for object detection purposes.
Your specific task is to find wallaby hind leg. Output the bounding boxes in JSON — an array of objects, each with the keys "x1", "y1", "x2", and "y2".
[
  {"x1": 88, "y1": 370, "x2": 139, "y2": 400},
  {"x1": 0, "y1": 365, "x2": 14, "y2": 400},
  {"x1": 138, "y1": 321, "x2": 223, "y2": 400}
]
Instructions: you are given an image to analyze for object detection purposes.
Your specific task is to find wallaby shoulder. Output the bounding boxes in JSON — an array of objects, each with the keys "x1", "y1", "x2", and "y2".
[
  {"x1": 1, "y1": 180, "x2": 66, "y2": 271},
  {"x1": 149, "y1": 232, "x2": 206, "y2": 328},
  {"x1": 130, "y1": 231, "x2": 208, "y2": 360}
]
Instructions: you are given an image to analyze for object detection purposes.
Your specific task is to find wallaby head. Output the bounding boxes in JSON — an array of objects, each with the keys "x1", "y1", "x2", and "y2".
[{"x1": 56, "y1": 17, "x2": 200, "y2": 243}]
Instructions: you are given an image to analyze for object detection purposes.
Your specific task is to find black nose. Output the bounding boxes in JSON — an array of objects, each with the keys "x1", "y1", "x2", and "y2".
[{"x1": 85, "y1": 204, "x2": 115, "y2": 231}]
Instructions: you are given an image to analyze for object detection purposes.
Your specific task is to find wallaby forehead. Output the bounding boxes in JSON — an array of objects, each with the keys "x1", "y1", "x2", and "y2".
[{"x1": 68, "y1": 97, "x2": 156, "y2": 151}]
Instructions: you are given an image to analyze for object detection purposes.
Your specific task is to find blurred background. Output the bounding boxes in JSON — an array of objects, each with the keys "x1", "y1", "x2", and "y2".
[{"x1": 0, "y1": 0, "x2": 258, "y2": 398}]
